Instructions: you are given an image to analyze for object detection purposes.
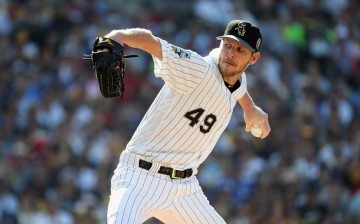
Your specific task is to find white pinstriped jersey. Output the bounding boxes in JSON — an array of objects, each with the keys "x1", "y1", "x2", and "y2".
[{"x1": 125, "y1": 38, "x2": 247, "y2": 170}]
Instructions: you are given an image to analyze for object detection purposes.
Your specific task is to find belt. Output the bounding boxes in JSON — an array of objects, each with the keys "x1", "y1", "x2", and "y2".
[{"x1": 139, "y1": 159, "x2": 193, "y2": 179}]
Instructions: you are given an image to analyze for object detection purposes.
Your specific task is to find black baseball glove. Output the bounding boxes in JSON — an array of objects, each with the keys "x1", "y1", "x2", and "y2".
[{"x1": 83, "y1": 36, "x2": 137, "y2": 98}]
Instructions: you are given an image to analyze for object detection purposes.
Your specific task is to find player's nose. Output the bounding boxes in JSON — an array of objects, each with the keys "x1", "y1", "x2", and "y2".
[{"x1": 227, "y1": 48, "x2": 235, "y2": 58}]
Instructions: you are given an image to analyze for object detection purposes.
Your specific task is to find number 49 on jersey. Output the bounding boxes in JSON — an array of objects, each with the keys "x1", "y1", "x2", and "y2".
[{"x1": 184, "y1": 108, "x2": 217, "y2": 134}]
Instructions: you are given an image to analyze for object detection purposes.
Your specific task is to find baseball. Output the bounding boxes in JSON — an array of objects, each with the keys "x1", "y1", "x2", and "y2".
[{"x1": 251, "y1": 125, "x2": 262, "y2": 138}]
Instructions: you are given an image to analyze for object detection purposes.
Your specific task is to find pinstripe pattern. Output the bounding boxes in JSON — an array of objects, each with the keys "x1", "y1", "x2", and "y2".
[
  {"x1": 127, "y1": 39, "x2": 247, "y2": 170},
  {"x1": 108, "y1": 152, "x2": 225, "y2": 224},
  {"x1": 108, "y1": 38, "x2": 247, "y2": 223}
]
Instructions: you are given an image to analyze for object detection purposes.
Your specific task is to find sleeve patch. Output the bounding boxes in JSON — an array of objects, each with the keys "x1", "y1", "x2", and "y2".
[{"x1": 171, "y1": 45, "x2": 192, "y2": 59}]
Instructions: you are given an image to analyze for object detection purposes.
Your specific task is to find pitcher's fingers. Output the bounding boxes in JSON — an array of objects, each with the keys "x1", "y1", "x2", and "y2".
[
  {"x1": 261, "y1": 122, "x2": 271, "y2": 139},
  {"x1": 245, "y1": 123, "x2": 253, "y2": 132}
]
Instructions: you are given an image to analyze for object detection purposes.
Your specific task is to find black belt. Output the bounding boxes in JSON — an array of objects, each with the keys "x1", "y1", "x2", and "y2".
[{"x1": 139, "y1": 159, "x2": 193, "y2": 179}]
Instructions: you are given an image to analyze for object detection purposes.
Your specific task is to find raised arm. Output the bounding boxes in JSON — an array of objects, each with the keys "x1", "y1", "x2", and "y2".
[
  {"x1": 238, "y1": 92, "x2": 271, "y2": 139},
  {"x1": 105, "y1": 28, "x2": 162, "y2": 60}
]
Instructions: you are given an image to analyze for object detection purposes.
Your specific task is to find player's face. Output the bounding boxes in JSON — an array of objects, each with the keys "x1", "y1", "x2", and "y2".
[{"x1": 218, "y1": 38, "x2": 260, "y2": 84}]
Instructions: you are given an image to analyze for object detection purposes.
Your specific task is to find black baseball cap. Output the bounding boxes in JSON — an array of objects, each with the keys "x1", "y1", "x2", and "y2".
[{"x1": 217, "y1": 20, "x2": 262, "y2": 52}]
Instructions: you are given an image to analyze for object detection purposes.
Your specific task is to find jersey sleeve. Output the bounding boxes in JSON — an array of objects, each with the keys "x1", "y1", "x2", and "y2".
[{"x1": 152, "y1": 39, "x2": 209, "y2": 95}]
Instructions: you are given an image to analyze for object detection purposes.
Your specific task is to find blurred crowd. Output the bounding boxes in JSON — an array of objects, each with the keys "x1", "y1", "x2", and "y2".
[{"x1": 0, "y1": 0, "x2": 360, "y2": 223}]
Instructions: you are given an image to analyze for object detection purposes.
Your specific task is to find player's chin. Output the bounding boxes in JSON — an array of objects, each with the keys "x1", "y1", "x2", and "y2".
[
  {"x1": 221, "y1": 63, "x2": 239, "y2": 72},
  {"x1": 219, "y1": 65, "x2": 233, "y2": 75},
  {"x1": 222, "y1": 69, "x2": 239, "y2": 78}
]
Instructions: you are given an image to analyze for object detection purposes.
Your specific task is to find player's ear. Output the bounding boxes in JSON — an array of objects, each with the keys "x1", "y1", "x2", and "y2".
[{"x1": 249, "y1": 52, "x2": 260, "y2": 65}]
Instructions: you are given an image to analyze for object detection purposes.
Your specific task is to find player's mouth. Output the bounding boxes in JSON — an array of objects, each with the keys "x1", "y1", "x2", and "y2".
[{"x1": 224, "y1": 60, "x2": 236, "y2": 66}]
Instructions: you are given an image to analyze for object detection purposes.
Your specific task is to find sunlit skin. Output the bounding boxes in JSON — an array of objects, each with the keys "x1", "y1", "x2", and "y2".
[{"x1": 218, "y1": 38, "x2": 260, "y2": 85}]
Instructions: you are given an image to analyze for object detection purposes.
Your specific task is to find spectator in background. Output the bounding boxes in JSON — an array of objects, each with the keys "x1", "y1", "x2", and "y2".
[{"x1": 0, "y1": 0, "x2": 359, "y2": 223}]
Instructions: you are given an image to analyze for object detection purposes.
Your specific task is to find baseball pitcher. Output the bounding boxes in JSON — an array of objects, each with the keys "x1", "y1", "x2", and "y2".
[{"x1": 84, "y1": 20, "x2": 270, "y2": 224}]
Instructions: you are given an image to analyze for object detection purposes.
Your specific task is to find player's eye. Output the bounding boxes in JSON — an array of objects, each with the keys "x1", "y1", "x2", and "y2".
[
  {"x1": 237, "y1": 47, "x2": 245, "y2": 53},
  {"x1": 238, "y1": 47, "x2": 250, "y2": 55},
  {"x1": 224, "y1": 43, "x2": 231, "y2": 49}
]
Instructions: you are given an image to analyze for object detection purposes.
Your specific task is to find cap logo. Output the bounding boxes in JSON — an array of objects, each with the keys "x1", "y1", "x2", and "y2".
[{"x1": 234, "y1": 22, "x2": 246, "y2": 36}]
